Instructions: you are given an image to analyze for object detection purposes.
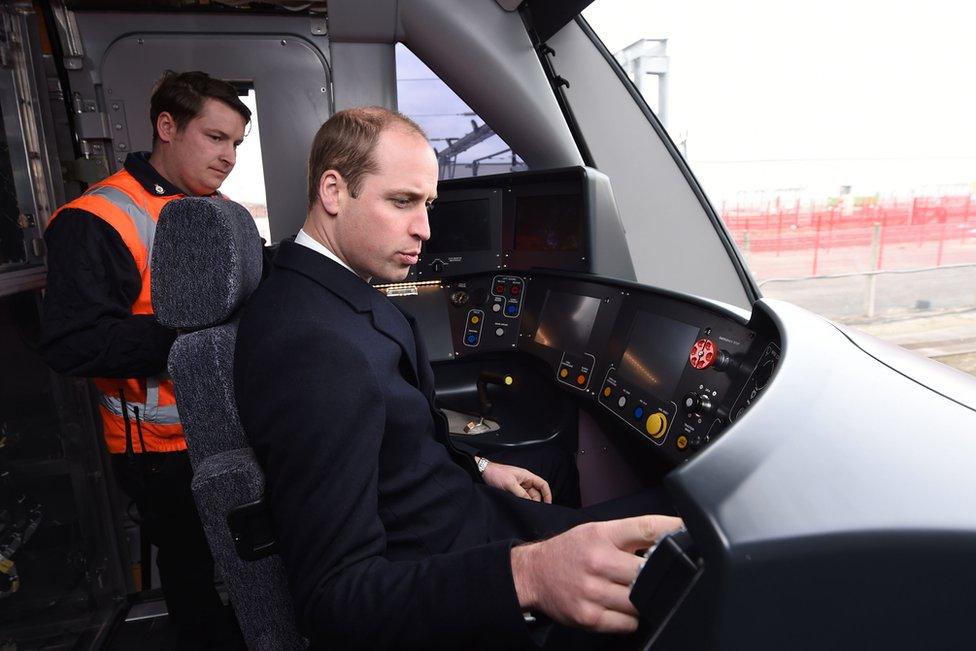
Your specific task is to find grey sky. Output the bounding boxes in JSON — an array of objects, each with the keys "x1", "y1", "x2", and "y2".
[{"x1": 583, "y1": 0, "x2": 976, "y2": 198}]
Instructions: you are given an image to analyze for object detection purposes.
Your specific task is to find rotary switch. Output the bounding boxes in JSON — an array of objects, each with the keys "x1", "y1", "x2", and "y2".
[{"x1": 683, "y1": 392, "x2": 713, "y2": 415}]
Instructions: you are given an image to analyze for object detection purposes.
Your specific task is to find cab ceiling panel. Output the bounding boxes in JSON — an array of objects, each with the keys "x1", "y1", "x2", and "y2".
[{"x1": 68, "y1": 12, "x2": 331, "y2": 241}]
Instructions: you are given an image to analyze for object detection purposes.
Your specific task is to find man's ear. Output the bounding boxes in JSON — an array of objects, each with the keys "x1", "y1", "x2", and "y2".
[
  {"x1": 156, "y1": 111, "x2": 178, "y2": 144},
  {"x1": 318, "y1": 170, "x2": 344, "y2": 217}
]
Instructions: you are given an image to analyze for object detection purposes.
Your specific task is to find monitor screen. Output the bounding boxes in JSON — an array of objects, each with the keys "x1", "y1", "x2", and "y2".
[
  {"x1": 425, "y1": 198, "x2": 492, "y2": 254},
  {"x1": 616, "y1": 311, "x2": 700, "y2": 403},
  {"x1": 533, "y1": 290, "x2": 601, "y2": 353},
  {"x1": 514, "y1": 194, "x2": 582, "y2": 252}
]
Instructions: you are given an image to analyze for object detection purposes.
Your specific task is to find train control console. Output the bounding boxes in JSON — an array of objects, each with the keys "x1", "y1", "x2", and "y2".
[{"x1": 387, "y1": 269, "x2": 781, "y2": 467}]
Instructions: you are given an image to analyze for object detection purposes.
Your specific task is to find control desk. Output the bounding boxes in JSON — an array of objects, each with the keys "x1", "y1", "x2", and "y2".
[{"x1": 382, "y1": 167, "x2": 779, "y2": 467}]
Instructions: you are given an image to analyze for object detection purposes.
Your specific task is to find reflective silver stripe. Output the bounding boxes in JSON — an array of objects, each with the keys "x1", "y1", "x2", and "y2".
[
  {"x1": 98, "y1": 392, "x2": 181, "y2": 425},
  {"x1": 144, "y1": 374, "x2": 170, "y2": 422},
  {"x1": 85, "y1": 185, "x2": 157, "y2": 269}
]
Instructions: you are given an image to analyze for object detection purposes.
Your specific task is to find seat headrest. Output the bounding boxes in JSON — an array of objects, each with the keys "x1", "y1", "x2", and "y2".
[{"x1": 152, "y1": 197, "x2": 263, "y2": 330}]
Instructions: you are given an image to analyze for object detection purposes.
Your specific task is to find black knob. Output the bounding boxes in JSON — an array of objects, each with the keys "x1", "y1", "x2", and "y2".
[
  {"x1": 683, "y1": 393, "x2": 713, "y2": 415},
  {"x1": 449, "y1": 291, "x2": 469, "y2": 307}
]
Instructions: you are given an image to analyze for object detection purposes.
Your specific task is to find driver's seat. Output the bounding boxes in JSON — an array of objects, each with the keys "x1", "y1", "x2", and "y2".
[{"x1": 151, "y1": 196, "x2": 306, "y2": 649}]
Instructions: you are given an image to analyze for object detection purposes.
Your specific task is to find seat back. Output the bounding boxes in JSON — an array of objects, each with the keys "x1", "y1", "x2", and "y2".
[{"x1": 151, "y1": 197, "x2": 306, "y2": 650}]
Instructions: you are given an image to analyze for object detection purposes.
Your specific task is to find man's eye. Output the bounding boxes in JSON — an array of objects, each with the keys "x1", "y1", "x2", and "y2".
[
  {"x1": 210, "y1": 134, "x2": 221, "y2": 142},
  {"x1": 393, "y1": 198, "x2": 409, "y2": 208}
]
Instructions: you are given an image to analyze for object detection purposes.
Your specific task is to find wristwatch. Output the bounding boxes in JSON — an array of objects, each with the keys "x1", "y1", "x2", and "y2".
[{"x1": 476, "y1": 457, "x2": 490, "y2": 474}]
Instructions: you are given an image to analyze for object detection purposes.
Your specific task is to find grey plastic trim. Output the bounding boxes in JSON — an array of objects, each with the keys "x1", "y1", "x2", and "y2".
[{"x1": 575, "y1": 16, "x2": 759, "y2": 304}]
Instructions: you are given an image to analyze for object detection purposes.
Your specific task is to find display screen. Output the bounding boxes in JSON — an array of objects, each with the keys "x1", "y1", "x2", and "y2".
[
  {"x1": 425, "y1": 198, "x2": 492, "y2": 254},
  {"x1": 513, "y1": 194, "x2": 582, "y2": 252},
  {"x1": 617, "y1": 311, "x2": 700, "y2": 403},
  {"x1": 533, "y1": 290, "x2": 601, "y2": 352}
]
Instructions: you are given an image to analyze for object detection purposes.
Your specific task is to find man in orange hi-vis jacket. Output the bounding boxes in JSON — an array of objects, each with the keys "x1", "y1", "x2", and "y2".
[{"x1": 40, "y1": 71, "x2": 250, "y2": 650}]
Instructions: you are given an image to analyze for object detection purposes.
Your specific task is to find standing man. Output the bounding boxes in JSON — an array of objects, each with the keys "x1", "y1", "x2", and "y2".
[
  {"x1": 235, "y1": 106, "x2": 681, "y2": 649},
  {"x1": 40, "y1": 71, "x2": 249, "y2": 650}
]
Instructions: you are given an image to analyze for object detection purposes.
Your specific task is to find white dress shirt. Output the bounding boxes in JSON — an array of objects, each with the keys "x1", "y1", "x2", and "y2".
[{"x1": 294, "y1": 228, "x2": 363, "y2": 279}]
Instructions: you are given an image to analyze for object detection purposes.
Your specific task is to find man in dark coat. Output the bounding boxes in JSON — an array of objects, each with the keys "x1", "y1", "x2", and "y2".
[{"x1": 234, "y1": 106, "x2": 682, "y2": 649}]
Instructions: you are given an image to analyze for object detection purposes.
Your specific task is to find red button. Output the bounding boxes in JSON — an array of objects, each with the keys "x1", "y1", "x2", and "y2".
[
  {"x1": 576, "y1": 374, "x2": 586, "y2": 385},
  {"x1": 689, "y1": 338, "x2": 717, "y2": 370},
  {"x1": 510, "y1": 284, "x2": 521, "y2": 296},
  {"x1": 494, "y1": 283, "x2": 505, "y2": 294}
]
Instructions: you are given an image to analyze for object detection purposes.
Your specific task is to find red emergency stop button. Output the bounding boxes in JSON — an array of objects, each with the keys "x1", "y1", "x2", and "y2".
[
  {"x1": 689, "y1": 338, "x2": 717, "y2": 370},
  {"x1": 576, "y1": 374, "x2": 586, "y2": 385}
]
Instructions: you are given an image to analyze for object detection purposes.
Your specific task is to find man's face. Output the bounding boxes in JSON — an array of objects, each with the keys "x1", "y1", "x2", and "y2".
[
  {"x1": 333, "y1": 128, "x2": 438, "y2": 282},
  {"x1": 166, "y1": 98, "x2": 246, "y2": 196}
]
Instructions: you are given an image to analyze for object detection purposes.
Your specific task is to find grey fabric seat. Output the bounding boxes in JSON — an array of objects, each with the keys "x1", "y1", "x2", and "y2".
[{"x1": 151, "y1": 197, "x2": 306, "y2": 650}]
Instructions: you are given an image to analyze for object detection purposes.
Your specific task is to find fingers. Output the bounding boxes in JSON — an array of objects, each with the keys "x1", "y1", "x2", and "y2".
[
  {"x1": 596, "y1": 550, "x2": 645, "y2": 587},
  {"x1": 605, "y1": 515, "x2": 685, "y2": 553},
  {"x1": 577, "y1": 573, "x2": 639, "y2": 632},
  {"x1": 517, "y1": 471, "x2": 552, "y2": 504},
  {"x1": 592, "y1": 608, "x2": 640, "y2": 634},
  {"x1": 540, "y1": 480, "x2": 552, "y2": 504},
  {"x1": 526, "y1": 486, "x2": 543, "y2": 502},
  {"x1": 507, "y1": 479, "x2": 532, "y2": 501}
]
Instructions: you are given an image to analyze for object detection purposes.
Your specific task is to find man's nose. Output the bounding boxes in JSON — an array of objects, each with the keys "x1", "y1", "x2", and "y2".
[
  {"x1": 222, "y1": 143, "x2": 236, "y2": 168},
  {"x1": 411, "y1": 209, "x2": 430, "y2": 241}
]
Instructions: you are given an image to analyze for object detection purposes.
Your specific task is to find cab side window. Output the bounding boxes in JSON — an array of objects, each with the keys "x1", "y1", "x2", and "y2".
[
  {"x1": 221, "y1": 88, "x2": 270, "y2": 242},
  {"x1": 396, "y1": 44, "x2": 527, "y2": 180}
]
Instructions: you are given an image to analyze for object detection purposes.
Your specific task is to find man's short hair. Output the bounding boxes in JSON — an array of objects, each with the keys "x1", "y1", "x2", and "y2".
[
  {"x1": 150, "y1": 70, "x2": 251, "y2": 141},
  {"x1": 307, "y1": 106, "x2": 428, "y2": 209}
]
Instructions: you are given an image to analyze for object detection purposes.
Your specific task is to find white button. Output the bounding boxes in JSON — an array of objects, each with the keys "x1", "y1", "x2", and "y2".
[
  {"x1": 492, "y1": 303, "x2": 501, "y2": 312},
  {"x1": 495, "y1": 328, "x2": 504, "y2": 336},
  {"x1": 617, "y1": 396, "x2": 627, "y2": 407}
]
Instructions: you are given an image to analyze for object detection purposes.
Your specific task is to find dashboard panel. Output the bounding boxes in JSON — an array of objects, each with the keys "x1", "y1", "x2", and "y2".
[{"x1": 388, "y1": 271, "x2": 779, "y2": 467}]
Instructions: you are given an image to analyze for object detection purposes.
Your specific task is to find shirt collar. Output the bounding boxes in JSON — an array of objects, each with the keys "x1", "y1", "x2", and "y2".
[
  {"x1": 294, "y1": 229, "x2": 366, "y2": 280},
  {"x1": 123, "y1": 152, "x2": 186, "y2": 197}
]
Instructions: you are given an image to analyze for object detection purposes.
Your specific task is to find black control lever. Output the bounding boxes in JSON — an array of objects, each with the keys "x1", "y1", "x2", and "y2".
[
  {"x1": 476, "y1": 372, "x2": 513, "y2": 417},
  {"x1": 630, "y1": 528, "x2": 704, "y2": 649}
]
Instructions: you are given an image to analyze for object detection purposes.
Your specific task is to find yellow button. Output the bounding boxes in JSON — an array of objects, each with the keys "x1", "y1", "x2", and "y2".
[
  {"x1": 504, "y1": 376, "x2": 514, "y2": 386},
  {"x1": 676, "y1": 435, "x2": 689, "y2": 450},
  {"x1": 559, "y1": 368, "x2": 569, "y2": 378},
  {"x1": 602, "y1": 386, "x2": 612, "y2": 398},
  {"x1": 645, "y1": 412, "x2": 668, "y2": 439},
  {"x1": 470, "y1": 315, "x2": 480, "y2": 324}
]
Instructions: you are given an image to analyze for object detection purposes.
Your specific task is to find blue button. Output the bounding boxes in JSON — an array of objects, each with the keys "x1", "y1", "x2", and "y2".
[
  {"x1": 506, "y1": 304, "x2": 518, "y2": 315},
  {"x1": 466, "y1": 334, "x2": 477, "y2": 344},
  {"x1": 633, "y1": 406, "x2": 644, "y2": 419}
]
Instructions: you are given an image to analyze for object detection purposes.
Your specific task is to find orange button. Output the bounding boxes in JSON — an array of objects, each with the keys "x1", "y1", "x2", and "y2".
[
  {"x1": 559, "y1": 368, "x2": 569, "y2": 378},
  {"x1": 576, "y1": 374, "x2": 586, "y2": 385},
  {"x1": 602, "y1": 386, "x2": 612, "y2": 398},
  {"x1": 676, "y1": 435, "x2": 689, "y2": 450}
]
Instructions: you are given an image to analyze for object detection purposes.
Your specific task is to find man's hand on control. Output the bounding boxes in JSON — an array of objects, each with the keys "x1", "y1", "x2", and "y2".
[
  {"x1": 481, "y1": 460, "x2": 552, "y2": 503},
  {"x1": 510, "y1": 515, "x2": 684, "y2": 633}
]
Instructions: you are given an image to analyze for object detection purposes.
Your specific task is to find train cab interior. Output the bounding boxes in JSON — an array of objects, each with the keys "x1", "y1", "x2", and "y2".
[{"x1": 5, "y1": 0, "x2": 975, "y2": 649}]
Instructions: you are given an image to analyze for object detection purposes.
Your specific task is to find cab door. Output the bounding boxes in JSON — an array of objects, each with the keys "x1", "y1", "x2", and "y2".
[{"x1": 64, "y1": 11, "x2": 333, "y2": 240}]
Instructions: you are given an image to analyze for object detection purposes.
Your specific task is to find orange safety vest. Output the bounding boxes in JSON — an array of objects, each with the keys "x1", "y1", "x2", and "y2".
[{"x1": 49, "y1": 168, "x2": 185, "y2": 454}]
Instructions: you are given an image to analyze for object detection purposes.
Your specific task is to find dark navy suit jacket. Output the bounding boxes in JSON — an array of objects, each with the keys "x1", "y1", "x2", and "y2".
[{"x1": 234, "y1": 242, "x2": 585, "y2": 649}]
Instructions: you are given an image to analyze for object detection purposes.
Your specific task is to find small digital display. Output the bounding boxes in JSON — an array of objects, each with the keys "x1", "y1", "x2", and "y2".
[
  {"x1": 533, "y1": 290, "x2": 601, "y2": 353},
  {"x1": 617, "y1": 311, "x2": 700, "y2": 403},
  {"x1": 425, "y1": 198, "x2": 491, "y2": 254},
  {"x1": 514, "y1": 194, "x2": 582, "y2": 252}
]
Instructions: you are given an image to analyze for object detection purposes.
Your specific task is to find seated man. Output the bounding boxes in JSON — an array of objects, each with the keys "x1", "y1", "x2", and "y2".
[{"x1": 234, "y1": 106, "x2": 681, "y2": 649}]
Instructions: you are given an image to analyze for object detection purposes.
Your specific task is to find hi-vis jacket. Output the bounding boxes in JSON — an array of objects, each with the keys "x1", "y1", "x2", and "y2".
[{"x1": 48, "y1": 165, "x2": 184, "y2": 454}]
